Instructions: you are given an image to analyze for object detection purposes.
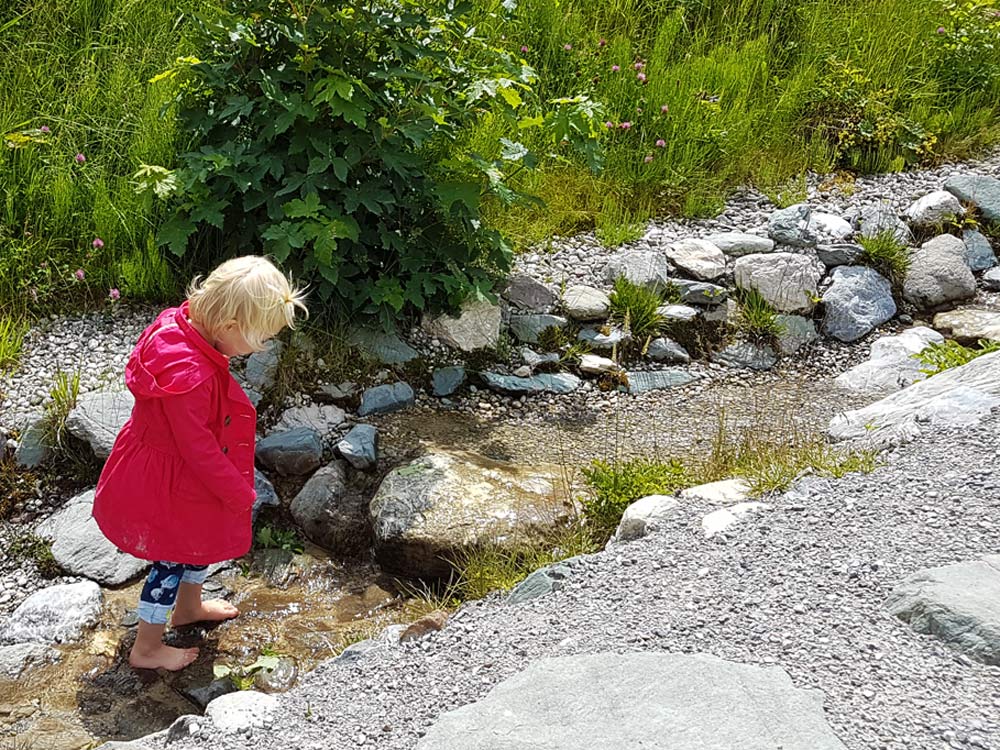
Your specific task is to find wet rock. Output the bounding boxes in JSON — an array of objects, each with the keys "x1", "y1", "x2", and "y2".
[
  {"x1": 66, "y1": 390, "x2": 134, "y2": 460},
  {"x1": 733, "y1": 253, "x2": 823, "y2": 314},
  {"x1": 481, "y1": 372, "x2": 581, "y2": 396},
  {"x1": 290, "y1": 461, "x2": 370, "y2": 555},
  {"x1": 504, "y1": 274, "x2": 556, "y2": 312},
  {"x1": 904, "y1": 190, "x2": 964, "y2": 228},
  {"x1": 984, "y1": 267, "x2": 1000, "y2": 291},
  {"x1": 945, "y1": 173, "x2": 1000, "y2": 222},
  {"x1": 704, "y1": 231, "x2": 774, "y2": 257},
  {"x1": 370, "y1": 451, "x2": 575, "y2": 578},
  {"x1": 509, "y1": 314, "x2": 568, "y2": 344},
  {"x1": 415, "y1": 653, "x2": 849, "y2": 750},
  {"x1": 932, "y1": 309, "x2": 1000, "y2": 343},
  {"x1": 35, "y1": 489, "x2": 147, "y2": 585},
  {"x1": 903, "y1": 234, "x2": 976, "y2": 309},
  {"x1": 702, "y1": 502, "x2": 769, "y2": 538},
  {"x1": 166, "y1": 715, "x2": 203, "y2": 744},
  {"x1": 562, "y1": 285, "x2": 611, "y2": 320},
  {"x1": 816, "y1": 243, "x2": 864, "y2": 268},
  {"x1": 423, "y1": 300, "x2": 502, "y2": 352},
  {"x1": 14, "y1": 418, "x2": 49, "y2": 468},
  {"x1": 886, "y1": 554, "x2": 1000, "y2": 664},
  {"x1": 646, "y1": 337, "x2": 690, "y2": 364},
  {"x1": 603, "y1": 251, "x2": 673, "y2": 290},
  {"x1": 664, "y1": 238, "x2": 726, "y2": 280},
  {"x1": 962, "y1": 229, "x2": 997, "y2": 272},
  {"x1": 273, "y1": 404, "x2": 346, "y2": 435},
  {"x1": 348, "y1": 327, "x2": 419, "y2": 365},
  {"x1": 2, "y1": 581, "x2": 102, "y2": 645},
  {"x1": 821, "y1": 266, "x2": 896, "y2": 343},
  {"x1": 768, "y1": 203, "x2": 818, "y2": 247},
  {"x1": 205, "y1": 690, "x2": 279, "y2": 734},
  {"x1": 337, "y1": 424, "x2": 379, "y2": 470},
  {"x1": 507, "y1": 562, "x2": 573, "y2": 605},
  {"x1": 432, "y1": 367, "x2": 466, "y2": 398},
  {"x1": 182, "y1": 678, "x2": 236, "y2": 710},
  {"x1": 614, "y1": 495, "x2": 680, "y2": 543},
  {"x1": 711, "y1": 342, "x2": 777, "y2": 371},
  {"x1": 252, "y1": 469, "x2": 279, "y2": 523},
  {"x1": 357, "y1": 382, "x2": 415, "y2": 417},
  {"x1": 0, "y1": 642, "x2": 60, "y2": 679},
  {"x1": 856, "y1": 203, "x2": 911, "y2": 243},
  {"x1": 250, "y1": 547, "x2": 296, "y2": 587},
  {"x1": 835, "y1": 327, "x2": 944, "y2": 396},
  {"x1": 625, "y1": 370, "x2": 697, "y2": 394},
  {"x1": 244, "y1": 340, "x2": 284, "y2": 391},
  {"x1": 400, "y1": 610, "x2": 449, "y2": 643},
  {"x1": 255, "y1": 427, "x2": 323, "y2": 476},
  {"x1": 775, "y1": 315, "x2": 818, "y2": 355},
  {"x1": 254, "y1": 657, "x2": 298, "y2": 693}
]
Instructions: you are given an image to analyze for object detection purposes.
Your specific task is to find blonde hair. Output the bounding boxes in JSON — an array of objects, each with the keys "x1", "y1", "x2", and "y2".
[{"x1": 187, "y1": 256, "x2": 308, "y2": 351}]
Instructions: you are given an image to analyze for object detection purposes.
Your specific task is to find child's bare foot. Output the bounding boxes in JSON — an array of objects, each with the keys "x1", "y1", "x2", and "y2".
[
  {"x1": 171, "y1": 599, "x2": 239, "y2": 627},
  {"x1": 129, "y1": 643, "x2": 199, "y2": 671}
]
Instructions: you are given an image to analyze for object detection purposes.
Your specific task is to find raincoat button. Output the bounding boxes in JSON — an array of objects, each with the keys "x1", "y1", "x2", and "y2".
[
  {"x1": 222, "y1": 445, "x2": 229, "y2": 454},
  {"x1": 224, "y1": 415, "x2": 231, "y2": 426}
]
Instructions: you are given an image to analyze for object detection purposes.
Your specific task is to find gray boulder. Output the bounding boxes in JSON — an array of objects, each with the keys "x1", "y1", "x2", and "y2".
[
  {"x1": 856, "y1": 203, "x2": 911, "y2": 243},
  {"x1": 711, "y1": 342, "x2": 777, "y2": 370},
  {"x1": 562, "y1": 285, "x2": 611, "y2": 320},
  {"x1": 768, "y1": 203, "x2": 817, "y2": 247},
  {"x1": 646, "y1": 337, "x2": 690, "y2": 364},
  {"x1": 205, "y1": 690, "x2": 279, "y2": 735},
  {"x1": 2, "y1": 581, "x2": 102, "y2": 645},
  {"x1": 903, "y1": 234, "x2": 976, "y2": 309},
  {"x1": 904, "y1": 190, "x2": 964, "y2": 228},
  {"x1": 625, "y1": 370, "x2": 698, "y2": 394},
  {"x1": 35, "y1": 489, "x2": 147, "y2": 585},
  {"x1": 14, "y1": 418, "x2": 49, "y2": 468},
  {"x1": 337, "y1": 424, "x2": 379, "y2": 470},
  {"x1": 886, "y1": 555, "x2": 1000, "y2": 665},
  {"x1": 664, "y1": 238, "x2": 726, "y2": 280},
  {"x1": 962, "y1": 229, "x2": 996, "y2": 272},
  {"x1": 509, "y1": 314, "x2": 568, "y2": 344},
  {"x1": 834, "y1": 327, "x2": 944, "y2": 396},
  {"x1": 252, "y1": 469, "x2": 279, "y2": 523},
  {"x1": 369, "y1": 451, "x2": 575, "y2": 578},
  {"x1": 807, "y1": 211, "x2": 853, "y2": 242},
  {"x1": 821, "y1": 266, "x2": 896, "y2": 343},
  {"x1": 244, "y1": 340, "x2": 284, "y2": 390},
  {"x1": 775, "y1": 314, "x2": 818, "y2": 355},
  {"x1": 358, "y1": 382, "x2": 415, "y2": 417},
  {"x1": 290, "y1": 461, "x2": 369, "y2": 557},
  {"x1": 603, "y1": 251, "x2": 672, "y2": 289},
  {"x1": 481, "y1": 373, "x2": 581, "y2": 396},
  {"x1": 415, "y1": 652, "x2": 848, "y2": 750},
  {"x1": 578, "y1": 327, "x2": 631, "y2": 350},
  {"x1": 614, "y1": 495, "x2": 679, "y2": 542},
  {"x1": 432, "y1": 366, "x2": 466, "y2": 397},
  {"x1": 507, "y1": 562, "x2": 573, "y2": 605},
  {"x1": 932, "y1": 308, "x2": 1000, "y2": 343},
  {"x1": 945, "y1": 173, "x2": 1000, "y2": 222},
  {"x1": 733, "y1": 253, "x2": 823, "y2": 313},
  {"x1": 348, "y1": 327, "x2": 419, "y2": 365},
  {"x1": 504, "y1": 274, "x2": 556, "y2": 312},
  {"x1": 704, "y1": 231, "x2": 774, "y2": 257},
  {"x1": 66, "y1": 389, "x2": 134, "y2": 460},
  {"x1": 272, "y1": 404, "x2": 346, "y2": 435},
  {"x1": 0, "y1": 642, "x2": 60, "y2": 679},
  {"x1": 423, "y1": 299, "x2": 501, "y2": 352},
  {"x1": 255, "y1": 427, "x2": 323, "y2": 476},
  {"x1": 669, "y1": 278, "x2": 728, "y2": 306},
  {"x1": 657, "y1": 304, "x2": 699, "y2": 322},
  {"x1": 578, "y1": 354, "x2": 621, "y2": 376},
  {"x1": 816, "y1": 243, "x2": 864, "y2": 268}
]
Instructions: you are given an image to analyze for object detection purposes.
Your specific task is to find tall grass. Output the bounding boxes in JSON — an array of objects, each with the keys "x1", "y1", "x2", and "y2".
[{"x1": 473, "y1": 0, "x2": 1000, "y2": 246}]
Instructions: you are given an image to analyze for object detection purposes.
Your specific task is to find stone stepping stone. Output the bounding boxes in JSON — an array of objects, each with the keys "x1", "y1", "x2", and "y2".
[
  {"x1": 416, "y1": 652, "x2": 847, "y2": 749},
  {"x1": 886, "y1": 555, "x2": 1000, "y2": 665}
]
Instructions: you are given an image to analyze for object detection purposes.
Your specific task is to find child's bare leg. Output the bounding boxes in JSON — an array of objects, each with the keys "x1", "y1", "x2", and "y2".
[
  {"x1": 169, "y1": 564, "x2": 239, "y2": 627},
  {"x1": 129, "y1": 620, "x2": 199, "y2": 671},
  {"x1": 171, "y1": 581, "x2": 239, "y2": 627}
]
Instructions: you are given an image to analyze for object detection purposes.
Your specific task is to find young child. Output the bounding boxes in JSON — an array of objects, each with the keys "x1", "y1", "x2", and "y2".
[{"x1": 94, "y1": 255, "x2": 307, "y2": 671}]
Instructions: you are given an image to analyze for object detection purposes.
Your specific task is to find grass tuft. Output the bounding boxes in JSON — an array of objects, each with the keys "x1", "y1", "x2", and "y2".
[
  {"x1": 858, "y1": 231, "x2": 911, "y2": 288},
  {"x1": 914, "y1": 338, "x2": 1000, "y2": 376}
]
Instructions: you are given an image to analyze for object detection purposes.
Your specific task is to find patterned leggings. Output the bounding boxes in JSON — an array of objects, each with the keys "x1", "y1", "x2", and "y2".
[{"x1": 138, "y1": 561, "x2": 210, "y2": 625}]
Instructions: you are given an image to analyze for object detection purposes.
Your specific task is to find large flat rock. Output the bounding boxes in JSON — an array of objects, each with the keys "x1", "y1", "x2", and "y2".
[
  {"x1": 886, "y1": 555, "x2": 1000, "y2": 665},
  {"x1": 828, "y1": 350, "x2": 1000, "y2": 446},
  {"x1": 2, "y1": 581, "x2": 103, "y2": 645},
  {"x1": 416, "y1": 652, "x2": 847, "y2": 750},
  {"x1": 66, "y1": 390, "x2": 134, "y2": 459}
]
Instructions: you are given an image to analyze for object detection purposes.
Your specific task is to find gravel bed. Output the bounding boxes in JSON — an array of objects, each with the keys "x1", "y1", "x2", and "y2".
[{"x1": 159, "y1": 414, "x2": 1000, "y2": 750}]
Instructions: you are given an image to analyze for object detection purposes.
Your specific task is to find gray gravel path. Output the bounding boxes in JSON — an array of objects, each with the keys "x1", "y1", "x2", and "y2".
[{"x1": 158, "y1": 415, "x2": 1000, "y2": 750}]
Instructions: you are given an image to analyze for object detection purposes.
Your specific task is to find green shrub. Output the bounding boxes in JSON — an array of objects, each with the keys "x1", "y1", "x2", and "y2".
[
  {"x1": 147, "y1": 0, "x2": 602, "y2": 327},
  {"x1": 734, "y1": 287, "x2": 785, "y2": 342},
  {"x1": 914, "y1": 338, "x2": 1000, "y2": 376},
  {"x1": 931, "y1": 1, "x2": 1000, "y2": 99},
  {"x1": 581, "y1": 457, "x2": 688, "y2": 540},
  {"x1": 858, "y1": 231, "x2": 911, "y2": 287},
  {"x1": 255, "y1": 525, "x2": 304, "y2": 555}
]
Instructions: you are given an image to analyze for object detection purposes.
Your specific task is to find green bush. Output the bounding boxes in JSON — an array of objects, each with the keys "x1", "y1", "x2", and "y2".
[
  {"x1": 147, "y1": 0, "x2": 602, "y2": 326},
  {"x1": 581, "y1": 457, "x2": 688, "y2": 540},
  {"x1": 931, "y1": 1, "x2": 1000, "y2": 99},
  {"x1": 858, "y1": 231, "x2": 912, "y2": 287},
  {"x1": 608, "y1": 277, "x2": 670, "y2": 349},
  {"x1": 734, "y1": 287, "x2": 785, "y2": 342},
  {"x1": 914, "y1": 338, "x2": 1000, "y2": 375}
]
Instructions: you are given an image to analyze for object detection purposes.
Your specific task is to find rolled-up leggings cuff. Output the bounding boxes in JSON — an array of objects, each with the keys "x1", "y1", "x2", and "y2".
[{"x1": 137, "y1": 561, "x2": 210, "y2": 625}]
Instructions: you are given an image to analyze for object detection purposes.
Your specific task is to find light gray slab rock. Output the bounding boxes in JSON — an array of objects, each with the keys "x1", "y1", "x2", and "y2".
[
  {"x1": 733, "y1": 253, "x2": 823, "y2": 314},
  {"x1": 664, "y1": 238, "x2": 726, "y2": 280},
  {"x1": 348, "y1": 327, "x2": 419, "y2": 365},
  {"x1": 807, "y1": 211, "x2": 853, "y2": 241},
  {"x1": 646, "y1": 337, "x2": 690, "y2": 364},
  {"x1": 886, "y1": 555, "x2": 1000, "y2": 665},
  {"x1": 625, "y1": 369, "x2": 697, "y2": 394},
  {"x1": 205, "y1": 690, "x2": 279, "y2": 734},
  {"x1": 945, "y1": 173, "x2": 1000, "y2": 222},
  {"x1": 816, "y1": 243, "x2": 865, "y2": 268},
  {"x1": 932, "y1": 309, "x2": 1000, "y2": 343},
  {"x1": 0, "y1": 642, "x2": 61, "y2": 679},
  {"x1": 657, "y1": 304, "x2": 698, "y2": 322},
  {"x1": 423, "y1": 300, "x2": 501, "y2": 352},
  {"x1": 821, "y1": 266, "x2": 896, "y2": 343},
  {"x1": 2, "y1": 581, "x2": 102, "y2": 645},
  {"x1": 603, "y1": 251, "x2": 673, "y2": 290},
  {"x1": 702, "y1": 502, "x2": 769, "y2": 538},
  {"x1": 614, "y1": 495, "x2": 680, "y2": 542},
  {"x1": 775, "y1": 314, "x2": 818, "y2": 355},
  {"x1": 856, "y1": 203, "x2": 911, "y2": 243},
  {"x1": 481, "y1": 372, "x2": 581, "y2": 396},
  {"x1": 66, "y1": 389, "x2": 134, "y2": 460},
  {"x1": 903, "y1": 234, "x2": 976, "y2": 309},
  {"x1": 963, "y1": 229, "x2": 997, "y2": 272},
  {"x1": 562, "y1": 285, "x2": 610, "y2": 320},
  {"x1": 680, "y1": 479, "x2": 751, "y2": 505},
  {"x1": 768, "y1": 203, "x2": 818, "y2": 247},
  {"x1": 35, "y1": 489, "x2": 147, "y2": 585},
  {"x1": 711, "y1": 341, "x2": 777, "y2": 371},
  {"x1": 834, "y1": 327, "x2": 944, "y2": 396},
  {"x1": 705, "y1": 231, "x2": 774, "y2": 257},
  {"x1": 509, "y1": 314, "x2": 568, "y2": 344},
  {"x1": 273, "y1": 404, "x2": 346, "y2": 435},
  {"x1": 415, "y1": 652, "x2": 848, "y2": 750},
  {"x1": 504, "y1": 274, "x2": 556, "y2": 312},
  {"x1": 578, "y1": 354, "x2": 620, "y2": 375},
  {"x1": 578, "y1": 327, "x2": 630, "y2": 350}
]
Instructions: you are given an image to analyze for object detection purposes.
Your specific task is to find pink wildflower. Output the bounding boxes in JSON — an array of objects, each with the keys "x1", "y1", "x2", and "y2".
[
  {"x1": 655, "y1": 139, "x2": 666, "y2": 147},
  {"x1": 521, "y1": 45, "x2": 529, "y2": 53},
  {"x1": 634, "y1": 62, "x2": 645, "y2": 70},
  {"x1": 109, "y1": 288, "x2": 121, "y2": 301},
  {"x1": 637, "y1": 72, "x2": 647, "y2": 83},
  {"x1": 74, "y1": 269, "x2": 85, "y2": 281},
  {"x1": 75, "y1": 153, "x2": 86, "y2": 164},
  {"x1": 611, "y1": 64, "x2": 620, "y2": 72},
  {"x1": 644, "y1": 154, "x2": 654, "y2": 163},
  {"x1": 563, "y1": 43, "x2": 572, "y2": 51},
  {"x1": 604, "y1": 121, "x2": 615, "y2": 129},
  {"x1": 937, "y1": 26, "x2": 946, "y2": 33},
  {"x1": 92, "y1": 237, "x2": 104, "y2": 249},
  {"x1": 39, "y1": 125, "x2": 50, "y2": 134},
  {"x1": 619, "y1": 121, "x2": 632, "y2": 130},
  {"x1": 661, "y1": 104, "x2": 670, "y2": 113}
]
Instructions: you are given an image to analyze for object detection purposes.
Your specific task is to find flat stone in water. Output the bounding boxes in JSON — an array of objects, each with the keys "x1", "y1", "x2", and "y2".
[
  {"x1": 886, "y1": 555, "x2": 1000, "y2": 665},
  {"x1": 625, "y1": 369, "x2": 697, "y2": 394},
  {"x1": 415, "y1": 652, "x2": 847, "y2": 750}
]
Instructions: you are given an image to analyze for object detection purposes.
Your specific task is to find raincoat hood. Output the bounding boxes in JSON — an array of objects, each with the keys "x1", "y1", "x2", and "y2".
[{"x1": 125, "y1": 301, "x2": 230, "y2": 400}]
